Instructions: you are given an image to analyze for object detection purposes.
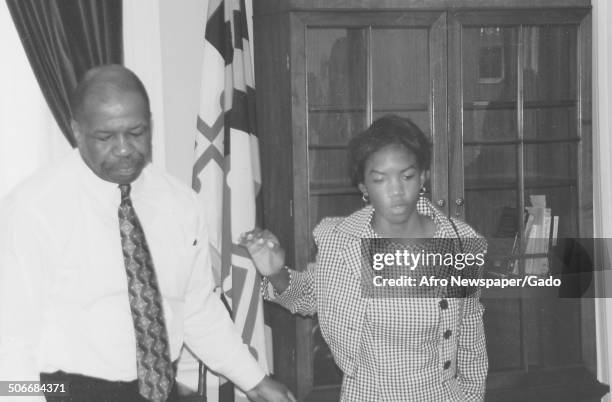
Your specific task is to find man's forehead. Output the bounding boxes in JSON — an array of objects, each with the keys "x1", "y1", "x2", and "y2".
[{"x1": 81, "y1": 87, "x2": 148, "y2": 118}]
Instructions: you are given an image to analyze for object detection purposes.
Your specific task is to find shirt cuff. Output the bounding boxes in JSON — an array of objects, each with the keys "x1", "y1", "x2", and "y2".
[{"x1": 230, "y1": 356, "x2": 267, "y2": 392}]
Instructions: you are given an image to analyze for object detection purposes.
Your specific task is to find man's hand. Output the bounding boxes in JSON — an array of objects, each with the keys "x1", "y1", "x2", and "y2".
[
  {"x1": 239, "y1": 229, "x2": 286, "y2": 277},
  {"x1": 245, "y1": 375, "x2": 296, "y2": 402}
]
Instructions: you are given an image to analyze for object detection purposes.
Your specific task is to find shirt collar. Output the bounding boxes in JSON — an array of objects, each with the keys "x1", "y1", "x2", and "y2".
[{"x1": 72, "y1": 149, "x2": 150, "y2": 209}]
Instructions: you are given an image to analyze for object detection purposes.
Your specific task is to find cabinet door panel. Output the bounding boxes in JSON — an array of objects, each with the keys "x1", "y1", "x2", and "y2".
[
  {"x1": 372, "y1": 28, "x2": 430, "y2": 115},
  {"x1": 448, "y1": 10, "x2": 595, "y2": 397},
  {"x1": 307, "y1": 28, "x2": 367, "y2": 107},
  {"x1": 462, "y1": 27, "x2": 519, "y2": 104},
  {"x1": 523, "y1": 25, "x2": 578, "y2": 103},
  {"x1": 464, "y1": 108, "x2": 517, "y2": 142},
  {"x1": 308, "y1": 111, "x2": 366, "y2": 146}
]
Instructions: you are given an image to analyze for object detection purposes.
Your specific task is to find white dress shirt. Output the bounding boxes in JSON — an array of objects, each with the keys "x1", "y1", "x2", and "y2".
[{"x1": 0, "y1": 150, "x2": 265, "y2": 400}]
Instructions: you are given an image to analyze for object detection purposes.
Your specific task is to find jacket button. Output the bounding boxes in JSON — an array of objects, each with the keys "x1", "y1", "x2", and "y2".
[
  {"x1": 444, "y1": 329, "x2": 452, "y2": 339},
  {"x1": 439, "y1": 299, "x2": 448, "y2": 309},
  {"x1": 443, "y1": 360, "x2": 451, "y2": 370}
]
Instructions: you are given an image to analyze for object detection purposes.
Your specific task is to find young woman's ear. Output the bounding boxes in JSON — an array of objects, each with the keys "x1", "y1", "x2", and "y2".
[
  {"x1": 358, "y1": 183, "x2": 367, "y2": 195},
  {"x1": 420, "y1": 170, "x2": 430, "y2": 188}
]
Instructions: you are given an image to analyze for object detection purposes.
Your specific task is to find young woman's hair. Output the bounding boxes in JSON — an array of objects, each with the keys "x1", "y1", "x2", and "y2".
[{"x1": 347, "y1": 115, "x2": 432, "y2": 185}]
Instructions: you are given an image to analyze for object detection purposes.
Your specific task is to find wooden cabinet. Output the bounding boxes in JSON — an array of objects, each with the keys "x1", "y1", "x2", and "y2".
[{"x1": 253, "y1": 1, "x2": 607, "y2": 400}]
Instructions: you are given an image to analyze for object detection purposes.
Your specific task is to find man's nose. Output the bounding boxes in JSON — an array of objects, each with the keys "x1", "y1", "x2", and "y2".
[{"x1": 114, "y1": 134, "x2": 134, "y2": 156}]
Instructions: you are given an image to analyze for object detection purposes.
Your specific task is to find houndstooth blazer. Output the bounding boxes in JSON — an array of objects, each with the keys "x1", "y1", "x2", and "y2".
[{"x1": 263, "y1": 197, "x2": 488, "y2": 401}]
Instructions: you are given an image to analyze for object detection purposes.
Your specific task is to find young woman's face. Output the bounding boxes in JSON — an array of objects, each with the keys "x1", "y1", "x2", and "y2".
[{"x1": 359, "y1": 144, "x2": 427, "y2": 226}]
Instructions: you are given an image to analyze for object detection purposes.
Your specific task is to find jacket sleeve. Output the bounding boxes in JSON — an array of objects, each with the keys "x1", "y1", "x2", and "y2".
[
  {"x1": 261, "y1": 263, "x2": 317, "y2": 316},
  {"x1": 456, "y1": 233, "x2": 489, "y2": 401}
]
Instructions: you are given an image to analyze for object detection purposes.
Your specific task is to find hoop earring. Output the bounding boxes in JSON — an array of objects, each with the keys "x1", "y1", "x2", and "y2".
[
  {"x1": 419, "y1": 186, "x2": 427, "y2": 196},
  {"x1": 362, "y1": 192, "x2": 369, "y2": 203}
]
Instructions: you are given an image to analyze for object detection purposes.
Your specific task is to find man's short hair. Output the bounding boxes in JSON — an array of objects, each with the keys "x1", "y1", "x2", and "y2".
[{"x1": 70, "y1": 64, "x2": 151, "y2": 122}]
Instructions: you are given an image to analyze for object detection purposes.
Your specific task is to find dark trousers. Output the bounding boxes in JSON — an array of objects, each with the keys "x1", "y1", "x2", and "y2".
[{"x1": 40, "y1": 371, "x2": 179, "y2": 402}]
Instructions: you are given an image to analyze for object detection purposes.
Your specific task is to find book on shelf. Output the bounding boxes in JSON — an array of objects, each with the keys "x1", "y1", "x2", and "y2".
[{"x1": 511, "y1": 195, "x2": 557, "y2": 275}]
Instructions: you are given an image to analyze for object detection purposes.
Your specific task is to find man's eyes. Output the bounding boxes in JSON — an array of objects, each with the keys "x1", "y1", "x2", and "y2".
[{"x1": 94, "y1": 130, "x2": 144, "y2": 141}]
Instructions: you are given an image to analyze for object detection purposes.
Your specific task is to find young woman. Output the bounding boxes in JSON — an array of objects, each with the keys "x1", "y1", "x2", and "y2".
[{"x1": 242, "y1": 115, "x2": 488, "y2": 401}]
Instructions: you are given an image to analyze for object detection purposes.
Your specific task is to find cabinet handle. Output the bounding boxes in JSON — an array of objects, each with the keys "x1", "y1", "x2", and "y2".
[
  {"x1": 455, "y1": 197, "x2": 464, "y2": 206},
  {"x1": 437, "y1": 199, "x2": 446, "y2": 207}
]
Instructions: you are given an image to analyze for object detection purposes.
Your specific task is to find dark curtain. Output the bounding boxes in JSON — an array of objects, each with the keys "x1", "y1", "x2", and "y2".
[{"x1": 6, "y1": 0, "x2": 122, "y2": 147}]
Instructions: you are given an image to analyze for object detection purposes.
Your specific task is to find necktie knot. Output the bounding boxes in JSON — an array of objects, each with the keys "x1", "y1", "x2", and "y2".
[{"x1": 119, "y1": 184, "x2": 131, "y2": 202}]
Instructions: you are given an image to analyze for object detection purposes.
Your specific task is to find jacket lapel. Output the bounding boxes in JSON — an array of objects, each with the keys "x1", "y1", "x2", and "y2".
[
  {"x1": 333, "y1": 199, "x2": 460, "y2": 282},
  {"x1": 336, "y1": 206, "x2": 374, "y2": 280}
]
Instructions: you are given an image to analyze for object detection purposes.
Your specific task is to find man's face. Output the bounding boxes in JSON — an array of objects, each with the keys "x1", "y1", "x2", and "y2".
[{"x1": 73, "y1": 91, "x2": 151, "y2": 184}]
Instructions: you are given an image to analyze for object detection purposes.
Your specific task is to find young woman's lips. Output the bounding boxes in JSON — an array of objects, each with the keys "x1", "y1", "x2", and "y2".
[{"x1": 390, "y1": 204, "x2": 409, "y2": 214}]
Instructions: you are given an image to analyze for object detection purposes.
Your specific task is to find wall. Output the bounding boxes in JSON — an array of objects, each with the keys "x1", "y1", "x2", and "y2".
[
  {"x1": 0, "y1": 1, "x2": 72, "y2": 200},
  {"x1": 592, "y1": 0, "x2": 612, "y2": 393},
  {"x1": 159, "y1": 0, "x2": 208, "y2": 185},
  {"x1": 124, "y1": 0, "x2": 208, "y2": 186}
]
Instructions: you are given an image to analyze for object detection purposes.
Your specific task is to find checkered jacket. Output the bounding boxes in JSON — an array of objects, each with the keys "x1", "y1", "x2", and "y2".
[{"x1": 263, "y1": 198, "x2": 488, "y2": 401}]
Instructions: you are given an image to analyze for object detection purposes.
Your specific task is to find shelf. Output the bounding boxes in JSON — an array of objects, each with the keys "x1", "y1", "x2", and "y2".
[
  {"x1": 464, "y1": 177, "x2": 576, "y2": 191},
  {"x1": 463, "y1": 99, "x2": 577, "y2": 111},
  {"x1": 308, "y1": 102, "x2": 428, "y2": 113},
  {"x1": 310, "y1": 182, "x2": 359, "y2": 196},
  {"x1": 308, "y1": 143, "x2": 348, "y2": 150},
  {"x1": 309, "y1": 177, "x2": 576, "y2": 194},
  {"x1": 464, "y1": 137, "x2": 581, "y2": 146},
  {"x1": 308, "y1": 105, "x2": 365, "y2": 113},
  {"x1": 373, "y1": 103, "x2": 429, "y2": 112},
  {"x1": 485, "y1": 366, "x2": 609, "y2": 402}
]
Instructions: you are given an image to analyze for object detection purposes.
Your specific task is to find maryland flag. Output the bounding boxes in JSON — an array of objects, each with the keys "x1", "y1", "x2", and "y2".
[{"x1": 190, "y1": 0, "x2": 269, "y2": 401}]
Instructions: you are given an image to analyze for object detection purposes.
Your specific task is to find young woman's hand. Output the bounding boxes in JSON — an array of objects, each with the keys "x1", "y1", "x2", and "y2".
[{"x1": 240, "y1": 228, "x2": 286, "y2": 277}]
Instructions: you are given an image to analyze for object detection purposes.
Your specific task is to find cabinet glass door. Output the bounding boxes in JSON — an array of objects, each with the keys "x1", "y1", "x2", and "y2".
[{"x1": 449, "y1": 9, "x2": 593, "y2": 391}]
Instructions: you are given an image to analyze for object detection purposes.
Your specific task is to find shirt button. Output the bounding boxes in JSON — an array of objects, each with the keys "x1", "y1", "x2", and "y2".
[
  {"x1": 439, "y1": 299, "x2": 449, "y2": 309},
  {"x1": 443, "y1": 360, "x2": 451, "y2": 370},
  {"x1": 444, "y1": 329, "x2": 452, "y2": 339}
]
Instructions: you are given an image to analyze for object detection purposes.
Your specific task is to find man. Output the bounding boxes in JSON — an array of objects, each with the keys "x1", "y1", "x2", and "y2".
[{"x1": 0, "y1": 65, "x2": 295, "y2": 402}]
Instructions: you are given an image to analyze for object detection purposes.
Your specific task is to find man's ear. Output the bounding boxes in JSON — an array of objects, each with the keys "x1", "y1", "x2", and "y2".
[{"x1": 70, "y1": 119, "x2": 81, "y2": 144}]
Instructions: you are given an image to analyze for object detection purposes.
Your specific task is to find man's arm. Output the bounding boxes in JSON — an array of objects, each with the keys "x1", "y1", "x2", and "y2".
[
  {"x1": 456, "y1": 237, "x2": 488, "y2": 401},
  {"x1": 183, "y1": 225, "x2": 264, "y2": 390},
  {"x1": 182, "y1": 219, "x2": 294, "y2": 401},
  {"x1": 0, "y1": 201, "x2": 45, "y2": 402}
]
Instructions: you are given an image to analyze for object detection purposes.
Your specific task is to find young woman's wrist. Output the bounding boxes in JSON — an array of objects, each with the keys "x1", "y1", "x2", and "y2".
[{"x1": 268, "y1": 266, "x2": 291, "y2": 295}]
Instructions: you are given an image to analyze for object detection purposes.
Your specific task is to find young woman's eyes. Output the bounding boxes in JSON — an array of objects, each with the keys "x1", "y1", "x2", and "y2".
[{"x1": 371, "y1": 174, "x2": 415, "y2": 183}]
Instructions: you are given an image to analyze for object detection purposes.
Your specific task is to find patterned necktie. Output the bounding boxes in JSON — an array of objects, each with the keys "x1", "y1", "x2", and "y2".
[{"x1": 118, "y1": 184, "x2": 174, "y2": 402}]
